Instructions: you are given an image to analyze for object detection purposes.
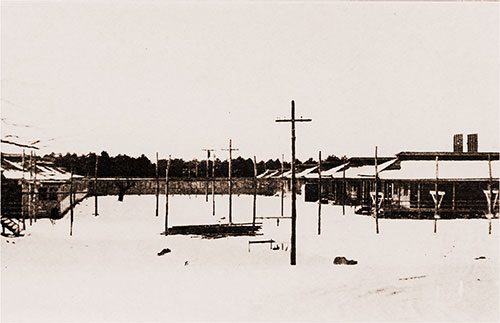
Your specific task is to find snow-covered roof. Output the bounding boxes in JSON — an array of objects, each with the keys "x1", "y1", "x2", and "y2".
[
  {"x1": 256, "y1": 169, "x2": 272, "y2": 179},
  {"x1": 257, "y1": 169, "x2": 281, "y2": 179},
  {"x1": 379, "y1": 160, "x2": 499, "y2": 180},
  {"x1": 330, "y1": 159, "x2": 397, "y2": 179},
  {"x1": 304, "y1": 163, "x2": 348, "y2": 179},
  {"x1": 1, "y1": 157, "x2": 82, "y2": 181},
  {"x1": 296, "y1": 166, "x2": 318, "y2": 178}
]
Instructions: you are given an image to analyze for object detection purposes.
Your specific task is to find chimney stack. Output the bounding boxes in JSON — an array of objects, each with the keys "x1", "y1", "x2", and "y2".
[
  {"x1": 467, "y1": 133, "x2": 478, "y2": 153},
  {"x1": 453, "y1": 134, "x2": 463, "y2": 153}
]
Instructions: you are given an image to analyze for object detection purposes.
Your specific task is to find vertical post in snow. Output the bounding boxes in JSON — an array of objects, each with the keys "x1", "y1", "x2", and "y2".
[
  {"x1": 253, "y1": 156, "x2": 257, "y2": 226},
  {"x1": 488, "y1": 154, "x2": 493, "y2": 235},
  {"x1": 70, "y1": 166, "x2": 74, "y2": 236},
  {"x1": 28, "y1": 151, "x2": 33, "y2": 226},
  {"x1": 94, "y1": 155, "x2": 99, "y2": 216},
  {"x1": 205, "y1": 155, "x2": 209, "y2": 202},
  {"x1": 318, "y1": 151, "x2": 322, "y2": 235},
  {"x1": 281, "y1": 154, "x2": 285, "y2": 218},
  {"x1": 452, "y1": 182, "x2": 456, "y2": 215},
  {"x1": 375, "y1": 146, "x2": 379, "y2": 234},
  {"x1": 155, "y1": 152, "x2": 159, "y2": 217},
  {"x1": 342, "y1": 164, "x2": 346, "y2": 216},
  {"x1": 417, "y1": 182, "x2": 421, "y2": 219},
  {"x1": 165, "y1": 155, "x2": 171, "y2": 235},
  {"x1": 33, "y1": 152, "x2": 37, "y2": 223},
  {"x1": 202, "y1": 149, "x2": 215, "y2": 202},
  {"x1": 21, "y1": 149, "x2": 26, "y2": 230},
  {"x1": 212, "y1": 154, "x2": 216, "y2": 217},
  {"x1": 434, "y1": 156, "x2": 439, "y2": 234}
]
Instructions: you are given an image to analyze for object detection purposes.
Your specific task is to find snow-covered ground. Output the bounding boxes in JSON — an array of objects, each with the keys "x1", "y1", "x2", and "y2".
[{"x1": 1, "y1": 194, "x2": 499, "y2": 322}]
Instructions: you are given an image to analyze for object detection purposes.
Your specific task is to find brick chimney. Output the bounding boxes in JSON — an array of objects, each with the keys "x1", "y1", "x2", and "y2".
[
  {"x1": 467, "y1": 133, "x2": 478, "y2": 153},
  {"x1": 453, "y1": 134, "x2": 463, "y2": 153}
]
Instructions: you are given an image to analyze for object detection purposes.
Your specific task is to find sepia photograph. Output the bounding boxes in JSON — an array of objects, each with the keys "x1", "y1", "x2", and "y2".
[{"x1": 1, "y1": 0, "x2": 499, "y2": 322}]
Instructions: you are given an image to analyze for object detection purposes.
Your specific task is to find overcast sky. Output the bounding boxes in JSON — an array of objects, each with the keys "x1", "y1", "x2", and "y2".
[{"x1": 1, "y1": 1, "x2": 498, "y2": 162}]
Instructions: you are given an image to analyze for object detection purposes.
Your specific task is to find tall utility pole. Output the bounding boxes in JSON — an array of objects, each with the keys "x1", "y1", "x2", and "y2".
[
  {"x1": 222, "y1": 140, "x2": 239, "y2": 224},
  {"x1": 318, "y1": 151, "x2": 322, "y2": 235},
  {"x1": 202, "y1": 149, "x2": 215, "y2": 202},
  {"x1": 276, "y1": 100, "x2": 312, "y2": 266}
]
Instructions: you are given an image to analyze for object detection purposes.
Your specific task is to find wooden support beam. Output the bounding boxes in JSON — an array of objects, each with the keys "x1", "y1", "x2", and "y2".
[
  {"x1": 94, "y1": 155, "x2": 99, "y2": 216},
  {"x1": 212, "y1": 154, "x2": 216, "y2": 217},
  {"x1": 434, "y1": 156, "x2": 439, "y2": 234},
  {"x1": 318, "y1": 151, "x2": 322, "y2": 235},
  {"x1": 33, "y1": 152, "x2": 37, "y2": 223},
  {"x1": 70, "y1": 167, "x2": 74, "y2": 236},
  {"x1": 374, "y1": 146, "x2": 379, "y2": 234},
  {"x1": 155, "y1": 152, "x2": 159, "y2": 217},
  {"x1": 488, "y1": 154, "x2": 493, "y2": 235},
  {"x1": 417, "y1": 182, "x2": 421, "y2": 219},
  {"x1": 452, "y1": 182, "x2": 456, "y2": 213},
  {"x1": 281, "y1": 154, "x2": 285, "y2": 218},
  {"x1": 342, "y1": 165, "x2": 346, "y2": 216},
  {"x1": 253, "y1": 156, "x2": 257, "y2": 226}
]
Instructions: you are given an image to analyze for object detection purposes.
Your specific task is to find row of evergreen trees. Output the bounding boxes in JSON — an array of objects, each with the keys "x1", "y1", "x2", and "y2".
[{"x1": 46, "y1": 151, "x2": 346, "y2": 178}]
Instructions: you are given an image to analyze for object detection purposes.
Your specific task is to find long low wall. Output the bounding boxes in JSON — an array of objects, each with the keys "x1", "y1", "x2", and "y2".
[{"x1": 90, "y1": 178, "x2": 288, "y2": 196}]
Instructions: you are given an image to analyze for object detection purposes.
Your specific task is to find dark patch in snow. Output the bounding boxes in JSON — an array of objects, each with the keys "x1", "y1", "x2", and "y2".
[
  {"x1": 157, "y1": 248, "x2": 171, "y2": 256},
  {"x1": 399, "y1": 275, "x2": 426, "y2": 281},
  {"x1": 167, "y1": 223, "x2": 262, "y2": 239},
  {"x1": 333, "y1": 256, "x2": 357, "y2": 265},
  {"x1": 475, "y1": 256, "x2": 486, "y2": 260}
]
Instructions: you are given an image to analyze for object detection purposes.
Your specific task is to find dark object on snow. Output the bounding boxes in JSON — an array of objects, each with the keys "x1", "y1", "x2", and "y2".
[
  {"x1": 475, "y1": 256, "x2": 486, "y2": 260},
  {"x1": 184, "y1": 261, "x2": 189, "y2": 266},
  {"x1": 157, "y1": 248, "x2": 171, "y2": 256},
  {"x1": 168, "y1": 223, "x2": 262, "y2": 239},
  {"x1": 333, "y1": 256, "x2": 358, "y2": 265}
]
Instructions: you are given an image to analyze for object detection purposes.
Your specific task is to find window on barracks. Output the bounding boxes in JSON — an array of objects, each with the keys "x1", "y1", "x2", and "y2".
[
  {"x1": 38, "y1": 187, "x2": 48, "y2": 200},
  {"x1": 49, "y1": 187, "x2": 58, "y2": 200}
]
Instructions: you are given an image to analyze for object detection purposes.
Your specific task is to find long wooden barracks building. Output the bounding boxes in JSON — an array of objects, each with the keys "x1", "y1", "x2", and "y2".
[{"x1": 297, "y1": 134, "x2": 499, "y2": 218}]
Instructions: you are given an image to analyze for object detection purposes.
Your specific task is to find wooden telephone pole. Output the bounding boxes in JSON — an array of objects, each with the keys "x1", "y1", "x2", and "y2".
[
  {"x1": 222, "y1": 140, "x2": 239, "y2": 224},
  {"x1": 202, "y1": 149, "x2": 215, "y2": 202},
  {"x1": 276, "y1": 100, "x2": 312, "y2": 266}
]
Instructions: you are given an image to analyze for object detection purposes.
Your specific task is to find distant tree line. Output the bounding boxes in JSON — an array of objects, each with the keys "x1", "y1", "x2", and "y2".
[{"x1": 45, "y1": 151, "x2": 346, "y2": 178}]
